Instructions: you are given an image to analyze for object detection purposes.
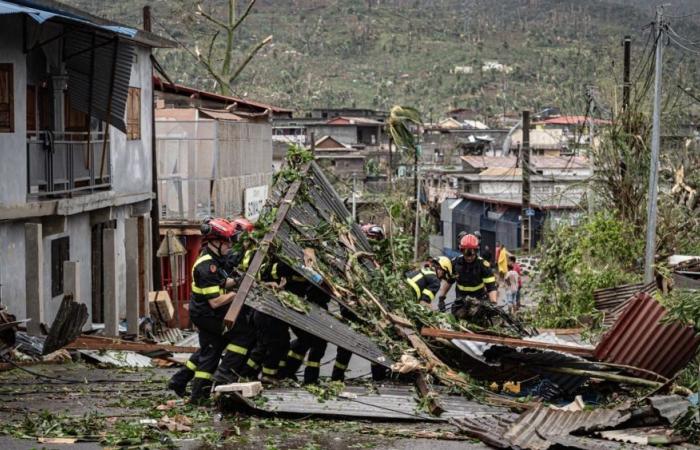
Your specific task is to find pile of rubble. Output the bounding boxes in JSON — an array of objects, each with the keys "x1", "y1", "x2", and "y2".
[{"x1": 1, "y1": 156, "x2": 699, "y2": 449}]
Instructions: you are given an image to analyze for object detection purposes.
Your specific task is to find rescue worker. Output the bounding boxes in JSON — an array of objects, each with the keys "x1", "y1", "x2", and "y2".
[
  {"x1": 405, "y1": 256, "x2": 453, "y2": 308},
  {"x1": 212, "y1": 218, "x2": 258, "y2": 386},
  {"x1": 238, "y1": 259, "x2": 295, "y2": 382},
  {"x1": 332, "y1": 224, "x2": 392, "y2": 382},
  {"x1": 438, "y1": 233, "x2": 497, "y2": 320},
  {"x1": 278, "y1": 282, "x2": 330, "y2": 384},
  {"x1": 168, "y1": 218, "x2": 238, "y2": 403}
]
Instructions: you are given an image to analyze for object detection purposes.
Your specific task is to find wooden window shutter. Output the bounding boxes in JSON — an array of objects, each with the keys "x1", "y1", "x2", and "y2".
[
  {"x1": 0, "y1": 64, "x2": 14, "y2": 133},
  {"x1": 126, "y1": 87, "x2": 141, "y2": 140}
]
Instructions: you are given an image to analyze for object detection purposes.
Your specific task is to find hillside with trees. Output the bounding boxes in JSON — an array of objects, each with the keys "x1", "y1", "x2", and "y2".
[{"x1": 66, "y1": 0, "x2": 700, "y2": 121}]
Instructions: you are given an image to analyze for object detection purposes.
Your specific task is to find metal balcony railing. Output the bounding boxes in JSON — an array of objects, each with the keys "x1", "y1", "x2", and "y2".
[{"x1": 27, "y1": 131, "x2": 111, "y2": 197}]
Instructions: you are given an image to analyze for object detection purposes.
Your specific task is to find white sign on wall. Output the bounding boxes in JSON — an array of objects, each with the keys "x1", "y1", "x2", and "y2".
[{"x1": 244, "y1": 185, "x2": 269, "y2": 220}]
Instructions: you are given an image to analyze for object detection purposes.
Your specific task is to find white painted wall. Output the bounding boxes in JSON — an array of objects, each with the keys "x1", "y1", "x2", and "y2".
[
  {"x1": 0, "y1": 16, "x2": 27, "y2": 206},
  {"x1": 110, "y1": 46, "x2": 153, "y2": 195},
  {"x1": 0, "y1": 223, "x2": 27, "y2": 318}
]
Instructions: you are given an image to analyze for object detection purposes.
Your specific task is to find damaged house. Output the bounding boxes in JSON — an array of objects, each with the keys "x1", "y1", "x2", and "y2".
[{"x1": 0, "y1": 0, "x2": 173, "y2": 336}]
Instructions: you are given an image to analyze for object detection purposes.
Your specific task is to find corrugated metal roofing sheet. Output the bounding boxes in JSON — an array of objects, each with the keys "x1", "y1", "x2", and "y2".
[
  {"x1": 593, "y1": 282, "x2": 656, "y2": 313},
  {"x1": 594, "y1": 293, "x2": 700, "y2": 379},
  {"x1": 64, "y1": 30, "x2": 135, "y2": 133},
  {"x1": 503, "y1": 403, "x2": 633, "y2": 450},
  {"x1": 546, "y1": 434, "x2": 655, "y2": 450},
  {"x1": 647, "y1": 395, "x2": 691, "y2": 424},
  {"x1": 247, "y1": 287, "x2": 392, "y2": 368},
  {"x1": 451, "y1": 415, "x2": 516, "y2": 448},
  {"x1": 250, "y1": 385, "x2": 508, "y2": 421}
]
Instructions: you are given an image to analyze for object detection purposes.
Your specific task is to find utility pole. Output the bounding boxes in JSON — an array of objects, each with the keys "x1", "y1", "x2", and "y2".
[
  {"x1": 413, "y1": 133, "x2": 421, "y2": 260},
  {"x1": 520, "y1": 110, "x2": 532, "y2": 252},
  {"x1": 145, "y1": 5, "x2": 162, "y2": 290},
  {"x1": 644, "y1": 8, "x2": 664, "y2": 284},
  {"x1": 587, "y1": 87, "x2": 596, "y2": 214},
  {"x1": 351, "y1": 172, "x2": 357, "y2": 222},
  {"x1": 623, "y1": 35, "x2": 631, "y2": 113}
]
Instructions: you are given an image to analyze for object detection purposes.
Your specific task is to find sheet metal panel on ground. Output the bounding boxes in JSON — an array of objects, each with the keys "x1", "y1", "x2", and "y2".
[
  {"x1": 236, "y1": 385, "x2": 510, "y2": 421},
  {"x1": 236, "y1": 161, "x2": 393, "y2": 368}
]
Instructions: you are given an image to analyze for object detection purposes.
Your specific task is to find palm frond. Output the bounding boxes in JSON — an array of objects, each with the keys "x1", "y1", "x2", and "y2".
[{"x1": 387, "y1": 105, "x2": 423, "y2": 158}]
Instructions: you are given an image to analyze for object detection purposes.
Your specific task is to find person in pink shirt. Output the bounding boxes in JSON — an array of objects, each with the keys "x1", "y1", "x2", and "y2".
[{"x1": 509, "y1": 255, "x2": 522, "y2": 308}]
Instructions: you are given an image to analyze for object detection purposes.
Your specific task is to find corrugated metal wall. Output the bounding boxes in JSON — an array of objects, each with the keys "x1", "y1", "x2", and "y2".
[
  {"x1": 217, "y1": 121, "x2": 272, "y2": 177},
  {"x1": 155, "y1": 119, "x2": 273, "y2": 220},
  {"x1": 64, "y1": 30, "x2": 135, "y2": 133}
]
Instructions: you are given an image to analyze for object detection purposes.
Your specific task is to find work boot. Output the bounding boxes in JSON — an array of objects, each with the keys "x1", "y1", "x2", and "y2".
[
  {"x1": 331, "y1": 367, "x2": 346, "y2": 382},
  {"x1": 371, "y1": 364, "x2": 389, "y2": 381},
  {"x1": 168, "y1": 367, "x2": 194, "y2": 397},
  {"x1": 303, "y1": 365, "x2": 321, "y2": 385},
  {"x1": 212, "y1": 368, "x2": 238, "y2": 387},
  {"x1": 190, "y1": 378, "x2": 213, "y2": 405}
]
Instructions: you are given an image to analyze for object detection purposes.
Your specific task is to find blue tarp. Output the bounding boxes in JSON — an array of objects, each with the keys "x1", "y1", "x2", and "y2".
[{"x1": 0, "y1": 0, "x2": 137, "y2": 37}]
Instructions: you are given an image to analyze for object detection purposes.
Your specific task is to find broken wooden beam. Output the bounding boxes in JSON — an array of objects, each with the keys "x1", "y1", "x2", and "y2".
[
  {"x1": 420, "y1": 328, "x2": 596, "y2": 358},
  {"x1": 224, "y1": 164, "x2": 310, "y2": 327},
  {"x1": 415, "y1": 372, "x2": 446, "y2": 416},
  {"x1": 65, "y1": 335, "x2": 198, "y2": 353}
]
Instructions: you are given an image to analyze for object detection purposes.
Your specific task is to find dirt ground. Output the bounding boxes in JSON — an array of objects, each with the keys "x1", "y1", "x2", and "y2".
[{"x1": 0, "y1": 362, "x2": 489, "y2": 449}]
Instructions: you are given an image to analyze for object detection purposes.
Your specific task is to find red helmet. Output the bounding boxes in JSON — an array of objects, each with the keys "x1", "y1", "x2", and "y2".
[
  {"x1": 201, "y1": 218, "x2": 235, "y2": 242},
  {"x1": 232, "y1": 218, "x2": 254, "y2": 233},
  {"x1": 459, "y1": 234, "x2": 479, "y2": 251}
]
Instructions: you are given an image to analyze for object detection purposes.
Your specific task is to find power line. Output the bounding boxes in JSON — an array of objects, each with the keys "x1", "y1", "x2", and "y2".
[
  {"x1": 666, "y1": 11, "x2": 700, "y2": 19},
  {"x1": 667, "y1": 34, "x2": 700, "y2": 55}
]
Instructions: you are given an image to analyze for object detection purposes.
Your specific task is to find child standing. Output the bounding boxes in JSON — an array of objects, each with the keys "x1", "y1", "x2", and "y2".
[{"x1": 504, "y1": 262, "x2": 520, "y2": 314}]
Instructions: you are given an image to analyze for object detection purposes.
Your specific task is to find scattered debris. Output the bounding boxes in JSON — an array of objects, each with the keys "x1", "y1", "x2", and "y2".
[
  {"x1": 42, "y1": 296, "x2": 88, "y2": 355},
  {"x1": 214, "y1": 381, "x2": 263, "y2": 398},
  {"x1": 595, "y1": 292, "x2": 700, "y2": 379},
  {"x1": 77, "y1": 350, "x2": 153, "y2": 368},
  {"x1": 222, "y1": 384, "x2": 509, "y2": 421},
  {"x1": 65, "y1": 335, "x2": 198, "y2": 353}
]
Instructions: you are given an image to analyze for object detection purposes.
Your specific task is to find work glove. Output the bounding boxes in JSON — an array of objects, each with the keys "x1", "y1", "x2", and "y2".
[{"x1": 438, "y1": 296, "x2": 447, "y2": 313}]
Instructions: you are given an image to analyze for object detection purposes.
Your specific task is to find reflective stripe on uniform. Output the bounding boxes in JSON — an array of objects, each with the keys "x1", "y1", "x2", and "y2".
[
  {"x1": 278, "y1": 360, "x2": 287, "y2": 368},
  {"x1": 246, "y1": 359, "x2": 259, "y2": 369},
  {"x1": 191, "y1": 253, "x2": 223, "y2": 296},
  {"x1": 191, "y1": 285, "x2": 222, "y2": 295},
  {"x1": 262, "y1": 367, "x2": 277, "y2": 375},
  {"x1": 288, "y1": 350, "x2": 304, "y2": 361},
  {"x1": 241, "y1": 249, "x2": 253, "y2": 271},
  {"x1": 271, "y1": 263, "x2": 279, "y2": 280},
  {"x1": 457, "y1": 283, "x2": 485, "y2": 292},
  {"x1": 291, "y1": 275, "x2": 306, "y2": 282},
  {"x1": 226, "y1": 343, "x2": 247, "y2": 355},
  {"x1": 406, "y1": 273, "x2": 423, "y2": 299},
  {"x1": 305, "y1": 360, "x2": 320, "y2": 368},
  {"x1": 185, "y1": 360, "x2": 197, "y2": 371},
  {"x1": 334, "y1": 361, "x2": 348, "y2": 370},
  {"x1": 194, "y1": 370, "x2": 213, "y2": 380},
  {"x1": 421, "y1": 289, "x2": 435, "y2": 301},
  {"x1": 482, "y1": 276, "x2": 496, "y2": 284}
]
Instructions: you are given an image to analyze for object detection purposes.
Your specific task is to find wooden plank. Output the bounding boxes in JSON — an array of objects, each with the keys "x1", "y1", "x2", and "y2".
[
  {"x1": 420, "y1": 327, "x2": 595, "y2": 357},
  {"x1": 224, "y1": 165, "x2": 310, "y2": 327},
  {"x1": 65, "y1": 336, "x2": 198, "y2": 353},
  {"x1": 415, "y1": 372, "x2": 446, "y2": 416}
]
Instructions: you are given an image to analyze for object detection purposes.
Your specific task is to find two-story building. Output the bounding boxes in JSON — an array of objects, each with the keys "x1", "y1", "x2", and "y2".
[{"x1": 0, "y1": 0, "x2": 172, "y2": 335}]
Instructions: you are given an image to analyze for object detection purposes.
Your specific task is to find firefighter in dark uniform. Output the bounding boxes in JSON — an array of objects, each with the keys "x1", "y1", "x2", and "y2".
[
  {"x1": 237, "y1": 259, "x2": 296, "y2": 382},
  {"x1": 438, "y1": 233, "x2": 497, "y2": 320},
  {"x1": 212, "y1": 219, "x2": 259, "y2": 386},
  {"x1": 405, "y1": 256, "x2": 453, "y2": 307},
  {"x1": 167, "y1": 218, "x2": 238, "y2": 403},
  {"x1": 332, "y1": 225, "x2": 384, "y2": 382},
  {"x1": 278, "y1": 276, "x2": 330, "y2": 385}
]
